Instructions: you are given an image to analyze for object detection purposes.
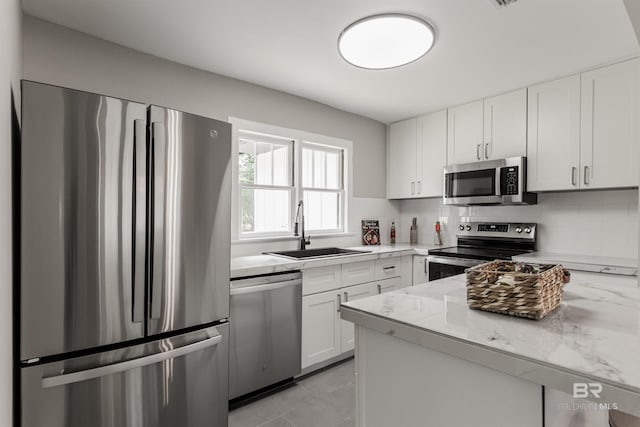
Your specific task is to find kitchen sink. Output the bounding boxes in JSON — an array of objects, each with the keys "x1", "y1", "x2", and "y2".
[{"x1": 265, "y1": 247, "x2": 370, "y2": 259}]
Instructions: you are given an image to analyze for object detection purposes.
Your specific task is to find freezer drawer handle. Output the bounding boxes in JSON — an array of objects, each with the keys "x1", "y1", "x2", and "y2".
[{"x1": 41, "y1": 333, "x2": 223, "y2": 389}]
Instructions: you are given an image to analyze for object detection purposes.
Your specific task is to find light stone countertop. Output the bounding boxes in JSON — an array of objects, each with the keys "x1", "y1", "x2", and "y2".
[
  {"x1": 341, "y1": 271, "x2": 640, "y2": 415},
  {"x1": 230, "y1": 243, "x2": 440, "y2": 278},
  {"x1": 513, "y1": 252, "x2": 637, "y2": 276}
]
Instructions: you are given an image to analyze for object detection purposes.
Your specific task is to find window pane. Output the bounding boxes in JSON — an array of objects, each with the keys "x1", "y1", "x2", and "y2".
[
  {"x1": 238, "y1": 137, "x2": 291, "y2": 186},
  {"x1": 302, "y1": 144, "x2": 342, "y2": 190},
  {"x1": 304, "y1": 191, "x2": 340, "y2": 230},
  {"x1": 325, "y1": 152, "x2": 340, "y2": 189},
  {"x1": 241, "y1": 188, "x2": 290, "y2": 233},
  {"x1": 302, "y1": 148, "x2": 313, "y2": 187}
]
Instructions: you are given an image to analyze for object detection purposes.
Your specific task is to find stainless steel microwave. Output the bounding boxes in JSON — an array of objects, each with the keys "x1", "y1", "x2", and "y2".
[{"x1": 443, "y1": 156, "x2": 537, "y2": 206}]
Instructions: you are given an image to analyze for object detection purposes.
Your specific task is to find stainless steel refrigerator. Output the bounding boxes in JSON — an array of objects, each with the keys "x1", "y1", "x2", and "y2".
[{"x1": 18, "y1": 80, "x2": 232, "y2": 427}]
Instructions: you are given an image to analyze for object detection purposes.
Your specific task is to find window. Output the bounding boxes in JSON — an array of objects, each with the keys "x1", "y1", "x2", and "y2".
[
  {"x1": 302, "y1": 142, "x2": 344, "y2": 232},
  {"x1": 238, "y1": 132, "x2": 294, "y2": 235},
  {"x1": 231, "y1": 118, "x2": 351, "y2": 240}
]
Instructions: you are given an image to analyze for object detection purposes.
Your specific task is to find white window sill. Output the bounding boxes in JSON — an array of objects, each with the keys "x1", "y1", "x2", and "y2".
[{"x1": 232, "y1": 232, "x2": 357, "y2": 244}]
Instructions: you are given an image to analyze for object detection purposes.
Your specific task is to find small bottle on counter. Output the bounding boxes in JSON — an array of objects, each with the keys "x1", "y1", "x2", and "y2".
[
  {"x1": 410, "y1": 217, "x2": 418, "y2": 245},
  {"x1": 434, "y1": 221, "x2": 443, "y2": 246},
  {"x1": 390, "y1": 221, "x2": 396, "y2": 245}
]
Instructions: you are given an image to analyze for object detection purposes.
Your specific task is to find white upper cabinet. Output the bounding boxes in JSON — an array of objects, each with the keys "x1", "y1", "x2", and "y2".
[
  {"x1": 388, "y1": 118, "x2": 418, "y2": 199},
  {"x1": 580, "y1": 58, "x2": 640, "y2": 189},
  {"x1": 527, "y1": 75, "x2": 581, "y2": 191},
  {"x1": 528, "y1": 59, "x2": 640, "y2": 192},
  {"x1": 388, "y1": 112, "x2": 446, "y2": 199},
  {"x1": 447, "y1": 100, "x2": 484, "y2": 165},
  {"x1": 418, "y1": 111, "x2": 447, "y2": 197},
  {"x1": 483, "y1": 88, "x2": 527, "y2": 160}
]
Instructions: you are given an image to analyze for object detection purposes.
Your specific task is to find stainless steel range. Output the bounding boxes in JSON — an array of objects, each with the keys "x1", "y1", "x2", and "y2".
[{"x1": 427, "y1": 222, "x2": 537, "y2": 281}]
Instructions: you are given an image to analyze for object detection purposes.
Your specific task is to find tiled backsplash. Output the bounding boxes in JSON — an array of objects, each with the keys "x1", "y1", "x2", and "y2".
[{"x1": 395, "y1": 189, "x2": 639, "y2": 259}]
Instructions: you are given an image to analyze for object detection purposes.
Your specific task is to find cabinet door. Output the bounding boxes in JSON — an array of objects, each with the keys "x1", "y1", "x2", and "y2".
[
  {"x1": 340, "y1": 283, "x2": 377, "y2": 353},
  {"x1": 375, "y1": 276, "x2": 402, "y2": 294},
  {"x1": 398, "y1": 255, "x2": 413, "y2": 287},
  {"x1": 341, "y1": 260, "x2": 375, "y2": 287},
  {"x1": 302, "y1": 265, "x2": 341, "y2": 296},
  {"x1": 417, "y1": 110, "x2": 447, "y2": 197},
  {"x1": 527, "y1": 75, "x2": 581, "y2": 191},
  {"x1": 301, "y1": 290, "x2": 341, "y2": 369},
  {"x1": 447, "y1": 100, "x2": 484, "y2": 165},
  {"x1": 388, "y1": 118, "x2": 418, "y2": 198},
  {"x1": 581, "y1": 58, "x2": 640, "y2": 189},
  {"x1": 483, "y1": 88, "x2": 527, "y2": 160},
  {"x1": 412, "y1": 255, "x2": 429, "y2": 285}
]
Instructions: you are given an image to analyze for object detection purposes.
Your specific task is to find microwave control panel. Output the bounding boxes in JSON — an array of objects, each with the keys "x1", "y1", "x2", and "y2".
[{"x1": 500, "y1": 166, "x2": 519, "y2": 195}]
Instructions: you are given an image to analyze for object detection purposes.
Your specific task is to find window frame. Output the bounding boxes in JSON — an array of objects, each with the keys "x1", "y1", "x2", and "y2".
[{"x1": 230, "y1": 117, "x2": 352, "y2": 242}]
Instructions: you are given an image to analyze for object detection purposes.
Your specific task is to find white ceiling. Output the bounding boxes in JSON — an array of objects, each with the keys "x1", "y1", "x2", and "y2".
[{"x1": 22, "y1": 0, "x2": 640, "y2": 124}]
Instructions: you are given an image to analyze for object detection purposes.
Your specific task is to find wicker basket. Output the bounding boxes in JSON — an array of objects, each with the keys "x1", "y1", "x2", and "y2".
[{"x1": 466, "y1": 260, "x2": 569, "y2": 320}]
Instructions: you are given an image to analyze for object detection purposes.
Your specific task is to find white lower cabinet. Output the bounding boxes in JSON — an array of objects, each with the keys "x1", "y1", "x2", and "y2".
[
  {"x1": 301, "y1": 255, "x2": 413, "y2": 370},
  {"x1": 340, "y1": 283, "x2": 378, "y2": 353},
  {"x1": 375, "y1": 276, "x2": 402, "y2": 294},
  {"x1": 301, "y1": 289, "x2": 341, "y2": 369},
  {"x1": 412, "y1": 255, "x2": 429, "y2": 285}
]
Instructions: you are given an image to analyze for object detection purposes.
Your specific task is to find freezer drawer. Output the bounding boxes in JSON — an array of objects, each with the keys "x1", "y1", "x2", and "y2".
[
  {"x1": 21, "y1": 324, "x2": 229, "y2": 427},
  {"x1": 229, "y1": 272, "x2": 302, "y2": 399}
]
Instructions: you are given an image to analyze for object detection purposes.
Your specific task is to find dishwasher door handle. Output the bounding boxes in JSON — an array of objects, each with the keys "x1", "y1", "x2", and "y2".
[{"x1": 230, "y1": 279, "x2": 302, "y2": 295}]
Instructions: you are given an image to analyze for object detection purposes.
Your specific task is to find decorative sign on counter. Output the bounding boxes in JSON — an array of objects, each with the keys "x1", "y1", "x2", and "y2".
[{"x1": 361, "y1": 220, "x2": 380, "y2": 245}]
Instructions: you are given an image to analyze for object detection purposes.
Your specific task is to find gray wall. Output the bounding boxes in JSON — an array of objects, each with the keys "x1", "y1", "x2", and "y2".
[
  {"x1": 1, "y1": 1, "x2": 21, "y2": 425},
  {"x1": 22, "y1": 16, "x2": 387, "y2": 199}
]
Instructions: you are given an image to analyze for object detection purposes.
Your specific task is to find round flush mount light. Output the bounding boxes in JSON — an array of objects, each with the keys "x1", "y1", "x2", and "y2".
[{"x1": 338, "y1": 13, "x2": 435, "y2": 70}]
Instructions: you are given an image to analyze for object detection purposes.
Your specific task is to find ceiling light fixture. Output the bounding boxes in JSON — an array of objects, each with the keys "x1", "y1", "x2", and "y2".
[{"x1": 338, "y1": 13, "x2": 435, "y2": 70}]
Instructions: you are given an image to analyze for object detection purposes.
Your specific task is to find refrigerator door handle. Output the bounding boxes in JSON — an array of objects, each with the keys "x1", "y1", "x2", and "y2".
[
  {"x1": 42, "y1": 333, "x2": 223, "y2": 389},
  {"x1": 132, "y1": 118, "x2": 147, "y2": 323},
  {"x1": 150, "y1": 121, "x2": 165, "y2": 320}
]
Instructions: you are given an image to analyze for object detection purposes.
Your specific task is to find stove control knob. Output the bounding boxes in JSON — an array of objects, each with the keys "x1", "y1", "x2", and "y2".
[
  {"x1": 465, "y1": 225, "x2": 472, "y2": 231},
  {"x1": 524, "y1": 227, "x2": 532, "y2": 234},
  {"x1": 515, "y1": 227, "x2": 523, "y2": 234},
  {"x1": 459, "y1": 225, "x2": 465, "y2": 231}
]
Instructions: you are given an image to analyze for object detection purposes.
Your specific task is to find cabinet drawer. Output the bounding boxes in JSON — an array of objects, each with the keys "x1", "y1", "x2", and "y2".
[
  {"x1": 374, "y1": 277, "x2": 402, "y2": 294},
  {"x1": 375, "y1": 257, "x2": 402, "y2": 280},
  {"x1": 302, "y1": 265, "x2": 342, "y2": 296},
  {"x1": 341, "y1": 260, "x2": 375, "y2": 286}
]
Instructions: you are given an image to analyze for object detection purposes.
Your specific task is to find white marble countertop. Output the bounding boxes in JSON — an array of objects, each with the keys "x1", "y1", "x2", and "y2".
[
  {"x1": 513, "y1": 252, "x2": 637, "y2": 276},
  {"x1": 230, "y1": 243, "x2": 440, "y2": 278},
  {"x1": 341, "y1": 271, "x2": 640, "y2": 414}
]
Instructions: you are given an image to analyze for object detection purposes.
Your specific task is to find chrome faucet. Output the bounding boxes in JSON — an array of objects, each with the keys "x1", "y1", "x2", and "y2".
[{"x1": 293, "y1": 200, "x2": 311, "y2": 250}]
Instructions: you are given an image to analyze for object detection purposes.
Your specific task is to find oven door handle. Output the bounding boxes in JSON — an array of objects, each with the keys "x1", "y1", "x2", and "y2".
[{"x1": 427, "y1": 255, "x2": 487, "y2": 268}]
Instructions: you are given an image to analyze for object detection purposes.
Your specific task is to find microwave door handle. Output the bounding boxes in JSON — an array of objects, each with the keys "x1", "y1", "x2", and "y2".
[
  {"x1": 495, "y1": 168, "x2": 502, "y2": 196},
  {"x1": 132, "y1": 118, "x2": 146, "y2": 323},
  {"x1": 150, "y1": 121, "x2": 165, "y2": 320}
]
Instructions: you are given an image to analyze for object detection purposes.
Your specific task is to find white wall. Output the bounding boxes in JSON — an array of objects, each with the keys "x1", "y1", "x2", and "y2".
[
  {"x1": 22, "y1": 16, "x2": 387, "y2": 199},
  {"x1": 1, "y1": 0, "x2": 22, "y2": 425},
  {"x1": 396, "y1": 189, "x2": 638, "y2": 259}
]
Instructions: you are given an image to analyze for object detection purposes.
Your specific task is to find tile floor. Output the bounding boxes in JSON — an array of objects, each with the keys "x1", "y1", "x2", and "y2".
[{"x1": 229, "y1": 358, "x2": 355, "y2": 427}]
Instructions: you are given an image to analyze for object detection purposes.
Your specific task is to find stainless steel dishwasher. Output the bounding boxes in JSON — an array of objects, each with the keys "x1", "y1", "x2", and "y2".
[{"x1": 229, "y1": 271, "x2": 302, "y2": 399}]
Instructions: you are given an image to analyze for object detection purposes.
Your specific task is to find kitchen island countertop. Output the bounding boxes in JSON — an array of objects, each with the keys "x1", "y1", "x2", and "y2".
[{"x1": 341, "y1": 271, "x2": 640, "y2": 415}]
